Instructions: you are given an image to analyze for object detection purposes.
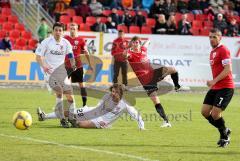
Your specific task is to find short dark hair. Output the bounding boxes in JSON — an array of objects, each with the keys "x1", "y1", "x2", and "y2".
[
  {"x1": 110, "y1": 84, "x2": 123, "y2": 99},
  {"x1": 131, "y1": 36, "x2": 140, "y2": 42},
  {"x1": 118, "y1": 30, "x2": 124, "y2": 33},
  {"x1": 53, "y1": 22, "x2": 64, "y2": 30},
  {"x1": 210, "y1": 28, "x2": 222, "y2": 36}
]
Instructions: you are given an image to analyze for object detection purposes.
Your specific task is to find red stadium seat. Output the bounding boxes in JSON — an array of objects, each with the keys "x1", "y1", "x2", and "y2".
[
  {"x1": 28, "y1": 39, "x2": 38, "y2": 50},
  {"x1": 200, "y1": 28, "x2": 210, "y2": 36},
  {"x1": 192, "y1": 20, "x2": 203, "y2": 29},
  {"x1": 195, "y1": 14, "x2": 208, "y2": 21},
  {"x1": 9, "y1": 30, "x2": 21, "y2": 39},
  {"x1": 15, "y1": 38, "x2": 27, "y2": 46},
  {"x1": 14, "y1": 23, "x2": 25, "y2": 31},
  {"x1": 60, "y1": 15, "x2": 71, "y2": 25},
  {"x1": 21, "y1": 31, "x2": 32, "y2": 39},
  {"x1": 1, "y1": 8, "x2": 11, "y2": 16},
  {"x1": 203, "y1": 21, "x2": 213, "y2": 29},
  {"x1": 129, "y1": 26, "x2": 140, "y2": 34},
  {"x1": 2, "y1": 22, "x2": 14, "y2": 32},
  {"x1": 79, "y1": 23, "x2": 91, "y2": 31},
  {"x1": 100, "y1": 17, "x2": 107, "y2": 23},
  {"x1": 128, "y1": 10, "x2": 136, "y2": 17},
  {"x1": 141, "y1": 10, "x2": 148, "y2": 18},
  {"x1": 187, "y1": 13, "x2": 194, "y2": 22},
  {"x1": 146, "y1": 18, "x2": 156, "y2": 28},
  {"x1": 141, "y1": 26, "x2": 152, "y2": 34},
  {"x1": 0, "y1": 15, "x2": 7, "y2": 23},
  {"x1": 175, "y1": 13, "x2": 182, "y2": 23},
  {"x1": 64, "y1": 8, "x2": 76, "y2": 17},
  {"x1": 0, "y1": 30, "x2": 6, "y2": 38},
  {"x1": 86, "y1": 16, "x2": 96, "y2": 25},
  {"x1": 7, "y1": 15, "x2": 18, "y2": 23},
  {"x1": 190, "y1": 28, "x2": 200, "y2": 35},
  {"x1": 72, "y1": 16, "x2": 83, "y2": 25},
  {"x1": 116, "y1": 10, "x2": 124, "y2": 16},
  {"x1": 102, "y1": 10, "x2": 112, "y2": 16},
  {"x1": 117, "y1": 25, "x2": 128, "y2": 33}
]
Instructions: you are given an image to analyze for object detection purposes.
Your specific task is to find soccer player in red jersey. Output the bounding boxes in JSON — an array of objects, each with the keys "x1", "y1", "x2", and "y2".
[
  {"x1": 201, "y1": 28, "x2": 234, "y2": 148},
  {"x1": 64, "y1": 23, "x2": 92, "y2": 106},
  {"x1": 111, "y1": 30, "x2": 129, "y2": 87},
  {"x1": 125, "y1": 36, "x2": 186, "y2": 128}
]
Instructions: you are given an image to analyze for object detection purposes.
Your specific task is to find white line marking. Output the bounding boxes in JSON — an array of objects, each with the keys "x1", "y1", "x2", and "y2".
[{"x1": 0, "y1": 133, "x2": 159, "y2": 161}]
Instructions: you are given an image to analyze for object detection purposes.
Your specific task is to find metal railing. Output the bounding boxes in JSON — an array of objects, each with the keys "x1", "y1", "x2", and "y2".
[{"x1": 10, "y1": 0, "x2": 54, "y2": 39}]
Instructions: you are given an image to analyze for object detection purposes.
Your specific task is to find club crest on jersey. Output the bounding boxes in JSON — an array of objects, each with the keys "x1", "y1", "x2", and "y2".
[
  {"x1": 212, "y1": 52, "x2": 217, "y2": 59},
  {"x1": 74, "y1": 41, "x2": 79, "y2": 45}
]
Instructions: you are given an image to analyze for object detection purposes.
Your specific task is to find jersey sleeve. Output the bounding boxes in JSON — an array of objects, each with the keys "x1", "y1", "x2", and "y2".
[
  {"x1": 125, "y1": 103, "x2": 145, "y2": 130},
  {"x1": 81, "y1": 39, "x2": 87, "y2": 51},
  {"x1": 96, "y1": 93, "x2": 111, "y2": 107},
  {"x1": 35, "y1": 38, "x2": 48, "y2": 56},
  {"x1": 220, "y1": 47, "x2": 231, "y2": 66}
]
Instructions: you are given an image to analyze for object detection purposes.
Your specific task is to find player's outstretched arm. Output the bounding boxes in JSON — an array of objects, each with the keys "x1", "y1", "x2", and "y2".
[
  {"x1": 142, "y1": 40, "x2": 150, "y2": 48},
  {"x1": 125, "y1": 103, "x2": 145, "y2": 130}
]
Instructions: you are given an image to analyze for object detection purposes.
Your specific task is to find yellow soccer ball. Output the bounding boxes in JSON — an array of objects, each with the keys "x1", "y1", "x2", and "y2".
[{"x1": 12, "y1": 111, "x2": 32, "y2": 130}]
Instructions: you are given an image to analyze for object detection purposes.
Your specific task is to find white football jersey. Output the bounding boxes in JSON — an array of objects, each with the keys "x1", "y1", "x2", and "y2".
[
  {"x1": 75, "y1": 93, "x2": 144, "y2": 129},
  {"x1": 35, "y1": 36, "x2": 73, "y2": 71}
]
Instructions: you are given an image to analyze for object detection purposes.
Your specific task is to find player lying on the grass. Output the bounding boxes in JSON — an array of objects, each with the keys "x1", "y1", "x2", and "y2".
[
  {"x1": 124, "y1": 36, "x2": 189, "y2": 128},
  {"x1": 37, "y1": 84, "x2": 145, "y2": 130},
  {"x1": 35, "y1": 22, "x2": 76, "y2": 128},
  {"x1": 201, "y1": 28, "x2": 234, "y2": 148}
]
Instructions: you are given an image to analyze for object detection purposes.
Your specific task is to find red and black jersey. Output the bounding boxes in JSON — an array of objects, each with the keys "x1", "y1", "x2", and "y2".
[
  {"x1": 209, "y1": 44, "x2": 234, "y2": 89},
  {"x1": 64, "y1": 35, "x2": 87, "y2": 68},
  {"x1": 127, "y1": 46, "x2": 154, "y2": 85},
  {"x1": 111, "y1": 38, "x2": 128, "y2": 62}
]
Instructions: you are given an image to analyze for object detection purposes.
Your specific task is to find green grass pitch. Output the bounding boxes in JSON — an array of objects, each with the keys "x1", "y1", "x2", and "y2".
[{"x1": 0, "y1": 88, "x2": 240, "y2": 161}]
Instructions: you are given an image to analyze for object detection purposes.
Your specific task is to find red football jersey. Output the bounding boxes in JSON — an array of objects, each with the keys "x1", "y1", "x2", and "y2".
[
  {"x1": 64, "y1": 35, "x2": 87, "y2": 68},
  {"x1": 127, "y1": 46, "x2": 154, "y2": 85},
  {"x1": 209, "y1": 44, "x2": 234, "y2": 89},
  {"x1": 111, "y1": 38, "x2": 128, "y2": 62}
]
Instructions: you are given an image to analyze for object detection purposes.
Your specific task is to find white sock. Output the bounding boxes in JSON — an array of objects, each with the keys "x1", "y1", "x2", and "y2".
[
  {"x1": 55, "y1": 97, "x2": 64, "y2": 120},
  {"x1": 68, "y1": 101, "x2": 76, "y2": 120},
  {"x1": 45, "y1": 112, "x2": 58, "y2": 119}
]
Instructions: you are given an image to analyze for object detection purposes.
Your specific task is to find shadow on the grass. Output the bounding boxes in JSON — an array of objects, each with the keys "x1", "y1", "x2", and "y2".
[{"x1": 176, "y1": 151, "x2": 240, "y2": 155}]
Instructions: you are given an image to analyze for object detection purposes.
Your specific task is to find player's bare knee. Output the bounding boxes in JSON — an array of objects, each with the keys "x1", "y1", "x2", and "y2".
[
  {"x1": 201, "y1": 108, "x2": 210, "y2": 118},
  {"x1": 211, "y1": 111, "x2": 221, "y2": 120}
]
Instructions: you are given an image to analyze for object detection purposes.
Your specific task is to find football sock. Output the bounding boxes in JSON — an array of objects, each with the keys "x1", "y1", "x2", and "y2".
[
  {"x1": 45, "y1": 112, "x2": 58, "y2": 119},
  {"x1": 171, "y1": 72, "x2": 180, "y2": 89},
  {"x1": 215, "y1": 117, "x2": 227, "y2": 139},
  {"x1": 155, "y1": 103, "x2": 168, "y2": 122},
  {"x1": 54, "y1": 97, "x2": 65, "y2": 120},
  {"x1": 68, "y1": 100, "x2": 76, "y2": 120},
  {"x1": 80, "y1": 87, "x2": 87, "y2": 106},
  {"x1": 206, "y1": 115, "x2": 218, "y2": 128}
]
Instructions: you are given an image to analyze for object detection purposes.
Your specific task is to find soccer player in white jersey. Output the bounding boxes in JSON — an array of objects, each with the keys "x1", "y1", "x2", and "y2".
[
  {"x1": 37, "y1": 84, "x2": 145, "y2": 130},
  {"x1": 36, "y1": 22, "x2": 76, "y2": 128}
]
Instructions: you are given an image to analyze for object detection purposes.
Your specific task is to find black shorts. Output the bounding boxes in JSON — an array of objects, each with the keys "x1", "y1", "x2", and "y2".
[
  {"x1": 66, "y1": 67, "x2": 84, "y2": 83},
  {"x1": 143, "y1": 67, "x2": 168, "y2": 96},
  {"x1": 203, "y1": 88, "x2": 234, "y2": 110}
]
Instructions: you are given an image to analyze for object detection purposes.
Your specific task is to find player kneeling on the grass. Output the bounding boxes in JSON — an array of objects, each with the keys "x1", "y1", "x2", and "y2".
[
  {"x1": 37, "y1": 84, "x2": 145, "y2": 130},
  {"x1": 201, "y1": 28, "x2": 234, "y2": 148},
  {"x1": 35, "y1": 22, "x2": 77, "y2": 128},
  {"x1": 125, "y1": 36, "x2": 189, "y2": 128}
]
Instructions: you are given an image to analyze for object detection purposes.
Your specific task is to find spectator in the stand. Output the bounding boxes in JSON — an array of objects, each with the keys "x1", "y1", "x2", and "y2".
[
  {"x1": 75, "y1": 0, "x2": 92, "y2": 22},
  {"x1": 37, "y1": 18, "x2": 50, "y2": 42},
  {"x1": 178, "y1": 13, "x2": 192, "y2": 35},
  {"x1": 154, "y1": 14, "x2": 168, "y2": 34},
  {"x1": 199, "y1": 0, "x2": 210, "y2": 13},
  {"x1": 97, "y1": 0, "x2": 112, "y2": 8},
  {"x1": 226, "y1": 19, "x2": 239, "y2": 37},
  {"x1": 133, "y1": 10, "x2": 146, "y2": 27},
  {"x1": 69, "y1": 0, "x2": 81, "y2": 8},
  {"x1": 167, "y1": 15, "x2": 177, "y2": 34},
  {"x1": 91, "y1": 17, "x2": 107, "y2": 32},
  {"x1": 89, "y1": 0, "x2": 103, "y2": 16},
  {"x1": 213, "y1": 13, "x2": 228, "y2": 34},
  {"x1": 110, "y1": 8, "x2": 122, "y2": 25},
  {"x1": 164, "y1": 0, "x2": 177, "y2": 19},
  {"x1": 149, "y1": 0, "x2": 165, "y2": 18},
  {"x1": 142, "y1": 0, "x2": 154, "y2": 11},
  {"x1": 133, "y1": 0, "x2": 142, "y2": 9},
  {"x1": 0, "y1": 35, "x2": 12, "y2": 52},
  {"x1": 122, "y1": 0, "x2": 133, "y2": 10},
  {"x1": 53, "y1": 0, "x2": 67, "y2": 21},
  {"x1": 209, "y1": 0, "x2": 224, "y2": 13},
  {"x1": 63, "y1": 0, "x2": 71, "y2": 6},
  {"x1": 110, "y1": 0, "x2": 123, "y2": 9},
  {"x1": 106, "y1": 16, "x2": 118, "y2": 33},
  {"x1": 177, "y1": 0, "x2": 189, "y2": 13},
  {"x1": 235, "y1": 0, "x2": 240, "y2": 15},
  {"x1": 122, "y1": 10, "x2": 134, "y2": 27},
  {"x1": 188, "y1": 0, "x2": 203, "y2": 14}
]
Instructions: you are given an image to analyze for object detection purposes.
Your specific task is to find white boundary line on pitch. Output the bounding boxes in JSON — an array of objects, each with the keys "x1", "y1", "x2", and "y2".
[{"x1": 0, "y1": 133, "x2": 159, "y2": 161}]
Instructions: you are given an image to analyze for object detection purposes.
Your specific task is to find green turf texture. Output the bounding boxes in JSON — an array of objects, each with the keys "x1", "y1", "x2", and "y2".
[{"x1": 0, "y1": 89, "x2": 239, "y2": 161}]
